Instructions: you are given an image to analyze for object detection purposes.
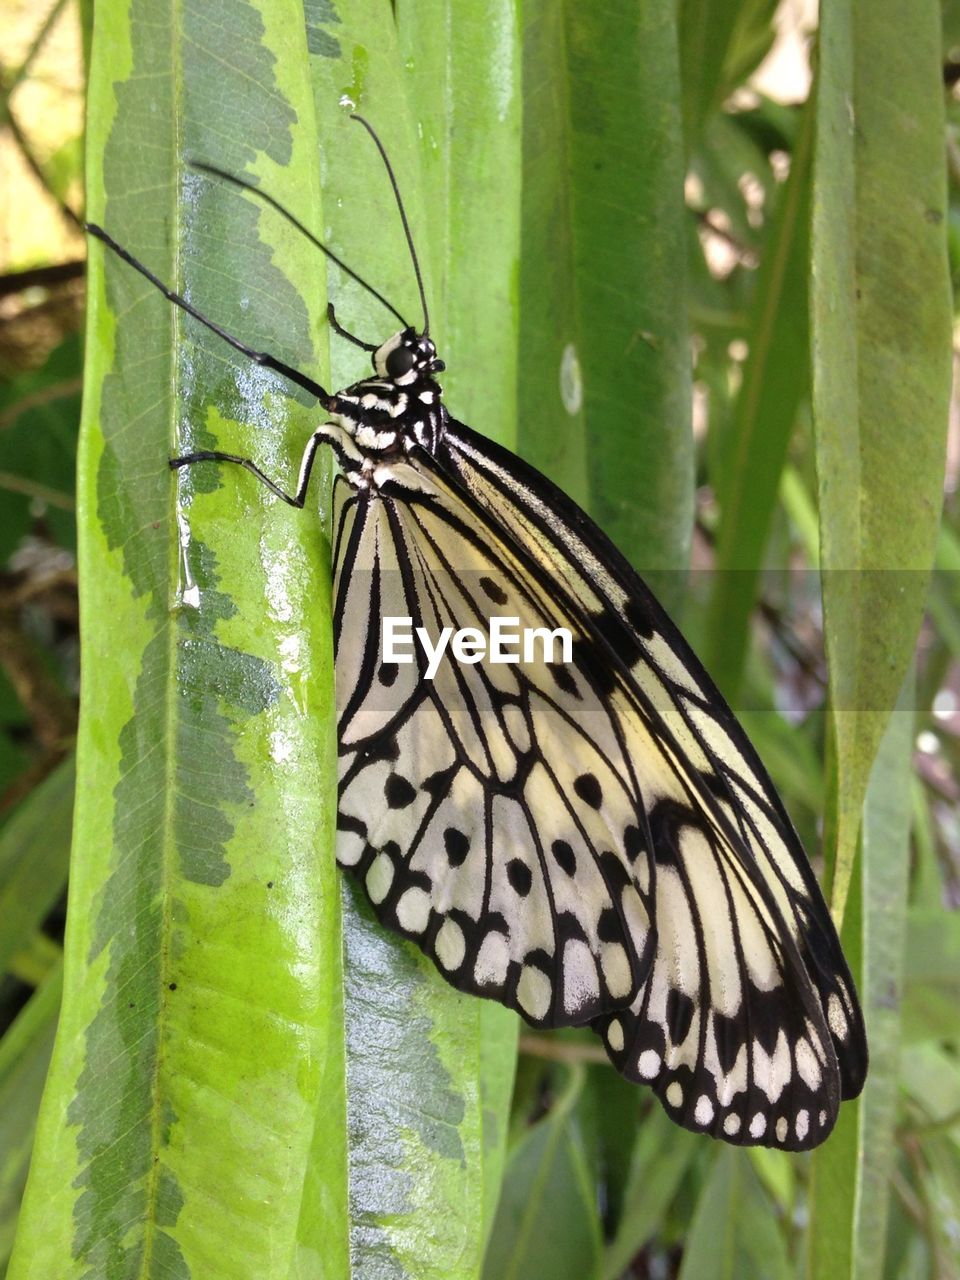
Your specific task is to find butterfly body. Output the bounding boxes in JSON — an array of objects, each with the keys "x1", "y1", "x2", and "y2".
[{"x1": 321, "y1": 327, "x2": 446, "y2": 483}]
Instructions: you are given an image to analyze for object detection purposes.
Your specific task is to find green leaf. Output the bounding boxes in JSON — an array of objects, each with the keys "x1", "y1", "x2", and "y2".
[
  {"x1": 603, "y1": 1108, "x2": 699, "y2": 1280},
  {"x1": 704, "y1": 100, "x2": 813, "y2": 700},
  {"x1": 583, "y1": 3, "x2": 693, "y2": 588},
  {"x1": 677, "y1": 1147, "x2": 791, "y2": 1280},
  {"x1": 521, "y1": 1, "x2": 693, "y2": 600},
  {"x1": 10, "y1": 2, "x2": 341, "y2": 1275},
  {"x1": 854, "y1": 681, "x2": 914, "y2": 1278},
  {"x1": 901, "y1": 907, "x2": 960, "y2": 1045},
  {"x1": 918, "y1": 1133, "x2": 960, "y2": 1276},
  {"x1": 517, "y1": 0, "x2": 589, "y2": 508},
  {"x1": 811, "y1": 0, "x2": 952, "y2": 919},
  {"x1": 721, "y1": 0, "x2": 779, "y2": 93},
  {"x1": 679, "y1": 0, "x2": 777, "y2": 145},
  {"x1": 900, "y1": 1042, "x2": 960, "y2": 1121},
  {"x1": 944, "y1": 0, "x2": 960, "y2": 55},
  {"x1": 302, "y1": 3, "x2": 520, "y2": 1273},
  {"x1": 0, "y1": 756, "x2": 73, "y2": 977},
  {"x1": 398, "y1": 0, "x2": 521, "y2": 451},
  {"x1": 0, "y1": 964, "x2": 62, "y2": 1274},
  {"x1": 805, "y1": 863, "x2": 864, "y2": 1280},
  {"x1": 0, "y1": 737, "x2": 70, "y2": 1270},
  {"x1": 483, "y1": 1064, "x2": 602, "y2": 1280}
]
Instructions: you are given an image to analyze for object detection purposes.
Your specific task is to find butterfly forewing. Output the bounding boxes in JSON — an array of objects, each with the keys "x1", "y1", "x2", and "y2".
[{"x1": 333, "y1": 473, "x2": 655, "y2": 1028}]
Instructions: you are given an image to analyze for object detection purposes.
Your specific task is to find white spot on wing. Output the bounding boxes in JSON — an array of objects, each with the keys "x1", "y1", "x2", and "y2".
[
  {"x1": 695, "y1": 1095, "x2": 714, "y2": 1126},
  {"x1": 775, "y1": 1116, "x2": 788, "y2": 1143},
  {"x1": 637, "y1": 1049, "x2": 660, "y2": 1079},
  {"x1": 795, "y1": 1037, "x2": 822, "y2": 1091},
  {"x1": 665, "y1": 1081, "x2": 683, "y2": 1108},
  {"x1": 475, "y1": 932, "x2": 510, "y2": 987},
  {"x1": 366, "y1": 852, "x2": 394, "y2": 905},
  {"x1": 749, "y1": 1113, "x2": 766, "y2": 1139},
  {"x1": 562, "y1": 939, "x2": 599, "y2": 1014},
  {"x1": 705, "y1": 1032, "x2": 748, "y2": 1106},
  {"x1": 723, "y1": 1113, "x2": 741, "y2": 1136},
  {"x1": 828, "y1": 993, "x2": 849, "y2": 1039},
  {"x1": 753, "y1": 1030, "x2": 792, "y2": 1103},
  {"x1": 796, "y1": 1110, "x2": 809, "y2": 1142},
  {"x1": 396, "y1": 887, "x2": 431, "y2": 934},
  {"x1": 601, "y1": 943, "x2": 632, "y2": 999},
  {"x1": 606, "y1": 1019, "x2": 624, "y2": 1052},
  {"x1": 336, "y1": 828, "x2": 365, "y2": 867},
  {"x1": 517, "y1": 966, "x2": 552, "y2": 1021},
  {"x1": 435, "y1": 919, "x2": 466, "y2": 971}
]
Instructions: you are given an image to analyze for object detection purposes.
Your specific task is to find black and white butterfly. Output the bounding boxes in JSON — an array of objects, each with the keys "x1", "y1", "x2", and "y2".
[{"x1": 87, "y1": 116, "x2": 867, "y2": 1151}]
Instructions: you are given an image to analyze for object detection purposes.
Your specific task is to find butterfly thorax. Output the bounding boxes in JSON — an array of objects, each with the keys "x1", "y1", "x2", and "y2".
[{"x1": 325, "y1": 326, "x2": 447, "y2": 488}]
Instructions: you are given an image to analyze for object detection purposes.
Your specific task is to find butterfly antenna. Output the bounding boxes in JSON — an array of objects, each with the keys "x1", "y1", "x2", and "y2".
[
  {"x1": 85, "y1": 222, "x2": 333, "y2": 404},
  {"x1": 187, "y1": 161, "x2": 410, "y2": 331},
  {"x1": 349, "y1": 114, "x2": 430, "y2": 337}
]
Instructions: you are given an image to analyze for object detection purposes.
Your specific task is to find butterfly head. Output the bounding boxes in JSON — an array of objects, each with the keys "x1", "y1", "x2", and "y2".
[{"x1": 373, "y1": 328, "x2": 446, "y2": 385}]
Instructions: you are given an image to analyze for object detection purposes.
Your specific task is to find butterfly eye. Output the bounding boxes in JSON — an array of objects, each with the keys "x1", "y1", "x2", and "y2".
[{"x1": 385, "y1": 346, "x2": 417, "y2": 379}]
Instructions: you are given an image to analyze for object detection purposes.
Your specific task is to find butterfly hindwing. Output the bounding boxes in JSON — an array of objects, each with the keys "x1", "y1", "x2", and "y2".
[{"x1": 441, "y1": 420, "x2": 867, "y2": 1110}]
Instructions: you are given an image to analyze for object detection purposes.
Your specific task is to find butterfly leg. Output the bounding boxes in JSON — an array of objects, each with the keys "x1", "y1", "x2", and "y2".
[
  {"x1": 170, "y1": 428, "x2": 330, "y2": 508},
  {"x1": 327, "y1": 302, "x2": 377, "y2": 353}
]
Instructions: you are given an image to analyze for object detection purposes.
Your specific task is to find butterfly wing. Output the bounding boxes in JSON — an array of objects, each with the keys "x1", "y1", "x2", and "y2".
[
  {"x1": 441, "y1": 420, "x2": 868, "y2": 1107},
  {"x1": 333, "y1": 467, "x2": 656, "y2": 1029},
  {"x1": 332, "y1": 421, "x2": 867, "y2": 1150}
]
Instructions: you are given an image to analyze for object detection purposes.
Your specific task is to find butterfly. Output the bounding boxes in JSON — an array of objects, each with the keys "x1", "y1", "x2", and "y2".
[{"x1": 87, "y1": 114, "x2": 867, "y2": 1151}]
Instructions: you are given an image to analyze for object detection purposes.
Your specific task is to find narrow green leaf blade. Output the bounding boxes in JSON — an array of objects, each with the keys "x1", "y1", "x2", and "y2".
[
  {"x1": 483, "y1": 1065, "x2": 602, "y2": 1280},
  {"x1": 0, "y1": 757, "x2": 73, "y2": 977},
  {"x1": 678, "y1": 1147, "x2": 791, "y2": 1280},
  {"x1": 517, "y1": 0, "x2": 589, "y2": 506},
  {"x1": 10, "y1": 2, "x2": 341, "y2": 1274},
  {"x1": 563, "y1": 2, "x2": 693, "y2": 592},
  {"x1": 602, "y1": 1109, "x2": 699, "y2": 1280},
  {"x1": 303, "y1": 4, "x2": 520, "y2": 1274},
  {"x1": 808, "y1": 679, "x2": 914, "y2": 1280},
  {"x1": 0, "y1": 966, "x2": 61, "y2": 1273},
  {"x1": 520, "y1": 0, "x2": 693, "y2": 594},
  {"x1": 811, "y1": 0, "x2": 952, "y2": 917},
  {"x1": 854, "y1": 681, "x2": 914, "y2": 1278},
  {"x1": 704, "y1": 102, "x2": 813, "y2": 699},
  {"x1": 398, "y1": 0, "x2": 522, "y2": 450},
  {"x1": 805, "y1": 869, "x2": 864, "y2": 1280}
]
